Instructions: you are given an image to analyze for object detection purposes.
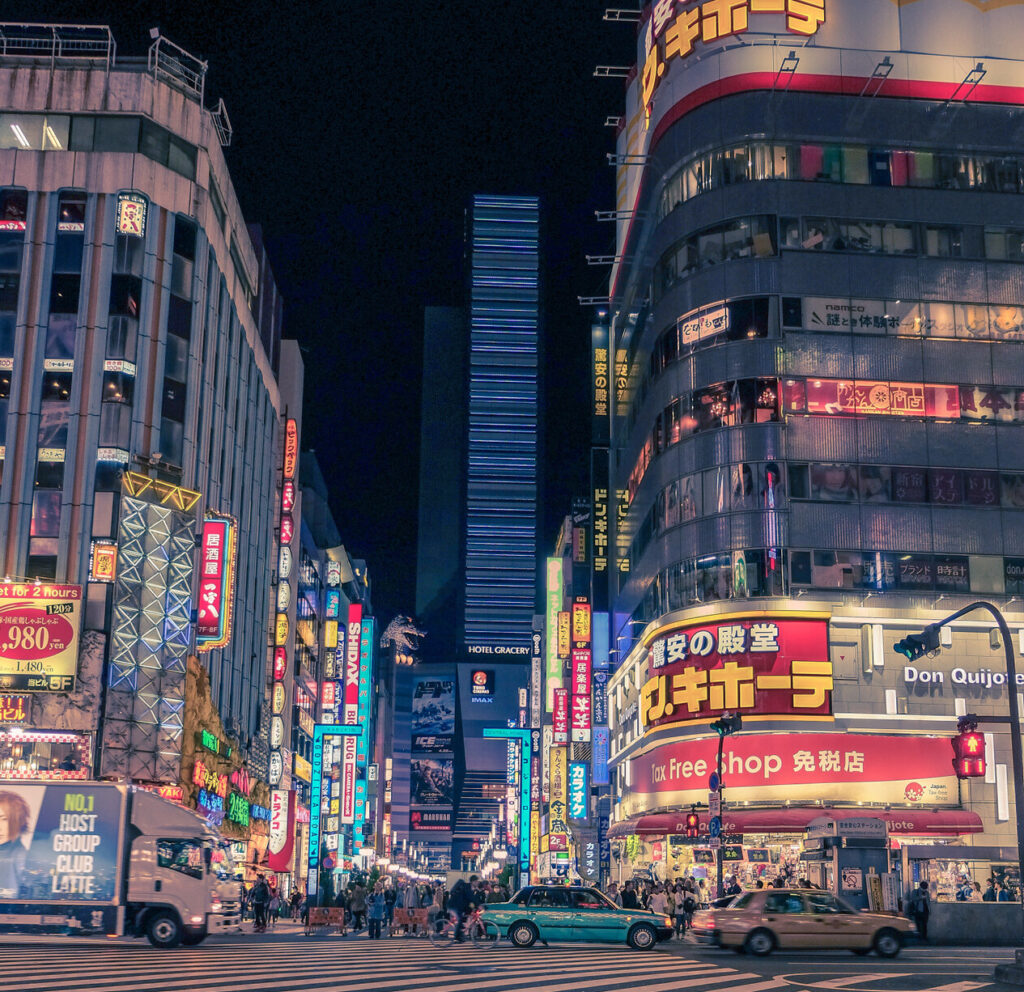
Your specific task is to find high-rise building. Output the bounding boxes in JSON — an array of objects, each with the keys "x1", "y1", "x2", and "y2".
[
  {"x1": 411, "y1": 196, "x2": 540, "y2": 867},
  {"x1": 0, "y1": 24, "x2": 283, "y2": 851},
  {"x1": 464, "y1": 194, "x2": 542, "y2": 653},
  {"x1": 602, "y1": 0, "x2": 1024, "y2": 887}
]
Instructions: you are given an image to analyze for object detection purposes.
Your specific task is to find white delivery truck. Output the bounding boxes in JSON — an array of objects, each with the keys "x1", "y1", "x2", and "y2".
[{"x1": 0, "y1": 781, "x2": 241, "y2": 946}]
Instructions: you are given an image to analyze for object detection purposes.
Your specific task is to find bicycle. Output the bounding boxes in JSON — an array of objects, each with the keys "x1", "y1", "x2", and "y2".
[{"x1": 427, "y1": 907, "x2": 502, "y2": 948}]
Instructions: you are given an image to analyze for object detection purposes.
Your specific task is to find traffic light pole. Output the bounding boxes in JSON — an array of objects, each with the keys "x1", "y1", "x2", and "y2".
[
  {"x1": 907, "y1": 602, "x2": 1024, "y2": 925},
  {"x1": 716, "y1": 730, "x2": 726, "y2": 900}
]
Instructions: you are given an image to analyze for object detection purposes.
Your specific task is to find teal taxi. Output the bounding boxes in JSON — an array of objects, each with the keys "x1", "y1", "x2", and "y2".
[{"x1": 479, "y1": 885, "x2": 673, "y2": 949}]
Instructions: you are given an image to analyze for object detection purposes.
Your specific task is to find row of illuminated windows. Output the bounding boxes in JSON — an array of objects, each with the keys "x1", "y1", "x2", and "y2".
[
  {"x1": 654, "y1": 214, "x2": 1024, "y2": 303},
  {"x1": 629, "y1": 458, "x2": 1024, "y2": 567},
  {"x1": 657, "y1": 140, "x2": 1024, "y2": 224},
  {"x1": 649, "y1": 294, "x2": 1024, "y2": 384},
  {"x1": 0, "y1": 113, "x2": 197, "y2": 180},
  {"x1": 632, "y1": 550, "x2": 1024, "y2": 632},
  {"x1": 629, "y1": 377, "x2": 1024, "y2": 502}
]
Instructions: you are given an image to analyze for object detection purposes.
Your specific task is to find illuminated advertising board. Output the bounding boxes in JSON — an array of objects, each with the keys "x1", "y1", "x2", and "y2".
[
  {"x1": 592, "y1": 726, "x2": 610, "y2": 786},
  {"x1": 344, "y1": 604, "x2": 362, "y2": 725},
  {"x1": 624, "y1": 732, "x2": 959, "y2": 817},
  {"x1": 283, "y1": 419, "x2": 298, "y2": 481},
  {"x1": 340, "y1": 734, "x2": 358, "y2": 824},
  {"x1": 557, "y1": 611, "x2": 571, "y2": 659},
  {"x1": 593, "y1": 612, "x2": 610, "y2": 671},
  {"x1": 0, "y1": 694, "x2": 29, "y2": 723},
  {"x1": 592, "y1": 321, "x2": 610, "y2": 445},
  {"x1": 549, "y1": 745, "x2": 568, "y2": 851},
  {"x1": 553, "y1": 688, "x2": 569, "y2": 743},
  {"x1": 570, "y1": 647, "x2": 592, "y2": 743},
  {"x1": 115, "y1": 192, "x2": 147, "y2": 238},
  {"x1": 268, "y1": 789, "x2": 295, "y2": 872},
  {"x1": 411, "y1": 677, "x2": 455, "y2": 753},
  {"x1": 640, "y1": 616, "x2": 832, "y2": 730},
  {"x1": 0, "y1": 583, "x2": 82, "y2": 692},
  {"x1": 568, "y1": 761, "x2": 588, "y2": 822},
  {"x1": 196, "y1": 513, "x2": 237, "y2": 652},
  {"x1": 544, "y1": 558, "x2": 562, "y2": 710},
  {"x1": 88, "y1": 541, "x2": 117, "y2": 583},
  {"x1": 530, "y1": 630, "x2": 542, "y2": 729},
  {"x1": 357, "y1": 618, "x2": 374, "y2": 763},
  {"x1": 572, "y1": 601, "x2": 591, "y2": 645}
]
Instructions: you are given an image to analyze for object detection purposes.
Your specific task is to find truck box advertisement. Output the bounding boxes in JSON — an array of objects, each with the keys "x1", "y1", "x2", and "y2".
[{"x1": 0, "y1": 783, "x2": 125, "y2": 932}]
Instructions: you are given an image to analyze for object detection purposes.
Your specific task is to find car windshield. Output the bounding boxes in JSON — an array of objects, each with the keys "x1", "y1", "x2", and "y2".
[
  {"x1": 728, "y1": 892, "x2": 754, "y2": 910},
  {"x1": 573, "y1": 889, "x2": 617, "y2": 909}
]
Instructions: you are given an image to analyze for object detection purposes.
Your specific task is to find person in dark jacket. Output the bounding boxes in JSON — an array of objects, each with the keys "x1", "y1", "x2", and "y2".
[{"x1": 621, "y1": 881, "x2": 640, "y2": 909}]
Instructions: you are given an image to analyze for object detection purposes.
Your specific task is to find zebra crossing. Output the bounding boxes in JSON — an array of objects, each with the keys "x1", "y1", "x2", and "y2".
[{"x1": 0, "y1": 934, "x2": 794, "y2": 992}]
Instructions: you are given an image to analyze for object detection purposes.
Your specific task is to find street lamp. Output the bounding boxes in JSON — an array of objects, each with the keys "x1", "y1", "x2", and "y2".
[{"x1": 895, "y1": 601, "x2": 1024, "y2": 930}]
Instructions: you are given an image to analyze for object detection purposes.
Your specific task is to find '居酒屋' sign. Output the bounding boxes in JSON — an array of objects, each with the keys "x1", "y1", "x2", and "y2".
[{"x1": 640, "y1": 616, "x2": 832, "y2": 729}]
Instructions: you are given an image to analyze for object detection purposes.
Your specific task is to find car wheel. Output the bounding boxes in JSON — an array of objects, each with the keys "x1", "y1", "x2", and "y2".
[
  {"x1": 743, "y1": 928, "x2": 775, "y2": 956},
  {"x1": 628, "y1": 924, "x2": 657, "y2": 950},
  {"x1": 509, "y1": 921, "x2": 538, "y2": 948},
  {"x1": 146, "y1": 912, "x2": 183, "y2": 948},
  {"x1": 873, "y1": 928, "x2": 902, "y2": 958}
]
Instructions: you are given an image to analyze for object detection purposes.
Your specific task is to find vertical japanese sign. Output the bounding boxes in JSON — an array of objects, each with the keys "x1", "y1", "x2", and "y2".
[
  {"x1": 571, "y1": 648, "x2": 592, "y2": 743},
  {"x1": 545, "y1": 558, "x2": 562, "y2": 710},
  {"x1": 340, "y1": 603, "x2": 363, "y2": 825},
  {"x1": 592, "y1": 322, "x2": 610, "y2": 446},
  {"x1": 549, "y1": 745, "x2": 568, "y2": 851},
  {"x1": 530, "y1": 629, "x2": 542, "y2": 729},
  {"x1": 268, "y1": 789, "x2": 295, "y2": 871},
  {"x1": 196, "y1": 513, "x2": 237, "y2": 651},
  {"x1": 269, "y1": 417, "x2": 298, "y2": 788},
  {"x1": 553, "y1": 688, "x2": 569, "y2": 743},
  {"x1": 568, "y1": 761, "x2": 589, "y2": 822},
  {"x1": 592, "y1": 726, "x2": 611, "y2": 786}
]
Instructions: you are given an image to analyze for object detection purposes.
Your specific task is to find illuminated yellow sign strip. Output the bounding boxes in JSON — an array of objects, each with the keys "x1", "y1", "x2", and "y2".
[{"x1": 122, "y1": 471, "x2": 202, "y2": 512}]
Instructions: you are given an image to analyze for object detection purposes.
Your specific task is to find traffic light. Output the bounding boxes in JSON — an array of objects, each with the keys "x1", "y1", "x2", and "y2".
[
  {"x1": 893, "y1": 624, "x2": 941, "y2": 661},
  {"x1": 952, "y1": 717, "x2": 986, "y2": 779},
  {"x1": 685, "y1": 808, "x2": 700, "y2": 839},
  {"x1": 711, "y1": 713, "x2": 743, "y2": 736}
]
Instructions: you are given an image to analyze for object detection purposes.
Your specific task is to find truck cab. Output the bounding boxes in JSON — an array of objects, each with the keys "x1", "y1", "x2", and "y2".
[{"x1": 125, "y1": 790, "x2": 240, "y2": 947}]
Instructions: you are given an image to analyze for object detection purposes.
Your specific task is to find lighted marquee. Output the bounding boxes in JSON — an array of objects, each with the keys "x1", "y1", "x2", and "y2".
[
  {"x1": 196, "y1": 512, "x2": 238, "y2": 653},
  {"x1": 640, "y1": 615, "x2": 833, "y2": 730},
  {"x1": 640, "y1": 0, "x2": 826, "y2": 112}
]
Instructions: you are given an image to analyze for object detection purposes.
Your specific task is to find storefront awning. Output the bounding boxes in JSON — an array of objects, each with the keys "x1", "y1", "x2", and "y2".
[{"x1": 606, "y1": 807, "x2": 984, "y2": 839}]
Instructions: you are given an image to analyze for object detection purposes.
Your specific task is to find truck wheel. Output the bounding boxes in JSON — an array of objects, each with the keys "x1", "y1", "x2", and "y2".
[{"x1": 147, "y1": 912, "x2": 183, "y2": 948}]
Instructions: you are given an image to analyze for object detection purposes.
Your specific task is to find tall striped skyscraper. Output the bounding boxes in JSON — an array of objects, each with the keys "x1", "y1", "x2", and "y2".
[{"x1": 462, "y1": 194, "x2": 540, "y2": 652}]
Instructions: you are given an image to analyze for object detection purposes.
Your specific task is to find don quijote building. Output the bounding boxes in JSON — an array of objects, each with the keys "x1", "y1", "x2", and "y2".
[{"x1": 600, "y1": 0, "x2": 1024, "y2": 901}]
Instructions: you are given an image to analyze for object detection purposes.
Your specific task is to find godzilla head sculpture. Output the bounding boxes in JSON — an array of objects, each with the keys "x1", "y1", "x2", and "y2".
[{"x1": 379, "y1": 615, "x2": 427, "y2": 659}]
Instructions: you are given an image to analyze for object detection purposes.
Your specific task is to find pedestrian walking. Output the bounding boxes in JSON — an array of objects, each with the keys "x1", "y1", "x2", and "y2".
[
  {"x1": 367, "y1": 882, "x2": 386, "y2": 939},
  {"x1": 268, "y1": 890, "x2": 281, "y2": 928},
  {"x1": 621, "y1": 880, "x2": 639, "y2": 909},
  {"x1": 251, "y1": 874, "x2": 270, "y2": 932},
  {"x1": 384, "y1": 882, "x2": 397, "y2": 933},
  {"x1": 910, "y1": 881, "x2": 930, "y2": 941},
  {"x1": 349, "y1": 881, "x2": 367, "y2": 931},
  {"x1": 335, "y1": 885, "x2": 349, "y2": 937},
  {"x1": 289, "y1": 890, "x2": 302, "y2": 920}
]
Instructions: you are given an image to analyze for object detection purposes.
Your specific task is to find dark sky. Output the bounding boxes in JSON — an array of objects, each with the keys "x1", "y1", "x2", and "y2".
[{"x1": 22, "y1": 1, "x2": 631, "y2": 617}]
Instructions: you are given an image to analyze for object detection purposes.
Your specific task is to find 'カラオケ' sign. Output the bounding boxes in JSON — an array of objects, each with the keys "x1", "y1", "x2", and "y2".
[
  {"x1": 0, "y1": 583, "x2": 82, "y2": 692},
  {"x1": 640, "y1": 616, "x2": 832, "y2": 729}
]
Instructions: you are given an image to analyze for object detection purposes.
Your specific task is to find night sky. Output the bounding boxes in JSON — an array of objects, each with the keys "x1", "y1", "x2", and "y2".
[{"x1": 18, "y1": 1, "x2": 630, "y2": 617}]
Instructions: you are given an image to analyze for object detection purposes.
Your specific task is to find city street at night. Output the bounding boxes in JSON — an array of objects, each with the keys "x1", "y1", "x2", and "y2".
[{"x1": 0, "y1": 931, "x2": 1015, "y2": 992}]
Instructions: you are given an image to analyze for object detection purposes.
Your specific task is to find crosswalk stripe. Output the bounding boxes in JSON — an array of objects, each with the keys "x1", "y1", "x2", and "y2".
[
  {"x1": 46, "y1": 952, "x2": 726, "y2": 992},
  {"x1": 915, "y1": 984, "x2": 991, "y2": 992},
  {"x1": 815, "y1": 977, "x2": 910, "y2": 989}
]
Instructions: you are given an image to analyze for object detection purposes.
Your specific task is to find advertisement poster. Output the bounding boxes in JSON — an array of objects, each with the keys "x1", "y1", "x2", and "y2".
[
  {"x1": 410, "y1": 758, "x2": 454, "y2": 806},
  {"x1": 196, "y1": 514, "x2": 237, "y2": 652},
  {"x1": 553, "y1": 688, "x2": 569, "y2": 743},
  {"x1": 411, "y1": 677, "x2": 455, "y2": 752},
  {"x1": 0, "y1": 784, "x2": 123, "y2": 902},
  {"x1": 625, "y1": 733, "x2": 959, "y2": 816},
  {"x1": 0, "y1": 583, "x2": 82, "y2": 692}
]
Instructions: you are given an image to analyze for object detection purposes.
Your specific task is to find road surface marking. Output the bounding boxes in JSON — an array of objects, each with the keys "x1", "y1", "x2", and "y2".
[{"x1": 815, "y1": 976, "x2": 910, "y2": 989}]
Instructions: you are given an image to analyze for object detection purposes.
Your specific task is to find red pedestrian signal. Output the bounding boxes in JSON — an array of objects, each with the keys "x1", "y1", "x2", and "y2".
[
  {"x1": 685, "y1": 809, "x2": 700, "y2": 839},
  {"x1": 952, "y1": 722, "x2": 986, "y2": 779}
]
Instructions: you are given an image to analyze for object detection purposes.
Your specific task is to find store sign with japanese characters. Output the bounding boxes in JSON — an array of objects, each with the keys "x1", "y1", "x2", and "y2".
[
  {"x1": 640, "y1": 616, "x2": 832, "y2": 729},
  {"x1": 196, "y1": 513, "x2": 237, "y2": 652},
  {"x1": 640, "y1": 0, "x2": 826, "y2": 112},
  {"x1": 622, "y1": 732, "x2": 958, "y2": 814},
  {"x1": 625, "y1": 732, "x2": 957, "y2": 816}
]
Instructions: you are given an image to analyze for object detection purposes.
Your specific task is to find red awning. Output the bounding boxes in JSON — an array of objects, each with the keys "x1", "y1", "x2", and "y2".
[{"x1": 606, "y1": 807, "x2": 984, "y2": 839}]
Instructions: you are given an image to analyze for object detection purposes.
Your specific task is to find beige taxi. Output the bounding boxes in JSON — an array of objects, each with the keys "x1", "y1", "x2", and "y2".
[{"x1": 690, "y1": 888, "x2": 915, "y2": 957}]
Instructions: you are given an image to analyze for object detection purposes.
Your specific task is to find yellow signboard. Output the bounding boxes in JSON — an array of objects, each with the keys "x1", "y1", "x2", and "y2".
[{"x1": 0, "y1": 583, "x2": 82, "y2": 692}]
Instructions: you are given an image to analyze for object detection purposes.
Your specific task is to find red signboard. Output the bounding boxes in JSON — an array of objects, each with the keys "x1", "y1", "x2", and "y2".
[
  {"x1": 283, "y1": 419, "x2": 298, "y2": 481},
  {"x1": 281, "y1": 480, "x2": 296, "y2": 513},
  {"x1": 572, "y1": 601, "x2": 591, "y2": 645},
  {"x1": 625, "y1": 732, "x2": 959, "y2": 816},
  {"x1": 571, "y1": 694, "x2": 592, "y2": 742},
  {"x1": 553, "y1": 688, "x2": 569, "y2": 743},
  {"x1": 197, "y1": 517, "x2": 231, "y2": 647},
  {"x1": 344, "y1": 604, "x2": 362, "y2": 725},
  {"x1": 0, "y1": 694, "x2": 29, "y2": 723},
  {"x1": 280, "y1": 514, "x2": 294, "y2": 546},
  {"x1": 641, "y1": 616, "x2": 831, "y2": 729}
]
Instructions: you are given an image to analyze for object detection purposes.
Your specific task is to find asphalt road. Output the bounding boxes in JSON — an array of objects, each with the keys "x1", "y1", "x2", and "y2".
[{"x1": 0, "y1": 924, "x2": 1015, "y2": 992}]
